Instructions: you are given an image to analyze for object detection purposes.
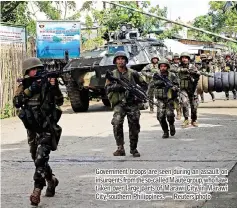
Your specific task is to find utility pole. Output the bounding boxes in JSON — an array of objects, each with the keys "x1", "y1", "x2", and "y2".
[{"x1": 103, "y1": 1, "x2": 237, "y2": 43}]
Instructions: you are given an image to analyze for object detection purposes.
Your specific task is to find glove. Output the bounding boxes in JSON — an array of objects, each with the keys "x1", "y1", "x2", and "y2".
[
  {"x1": 29, "y1": 81, "x2": 41, "y2": 93},
  {"x1": 107, "y1": 83, "x2": 125, "y2": 93},
  {"x1": 13, "y1": 93, "x2": 25, "y2": 108},
  {"x1": 153, "y1": 80, "x2": 165, "y2": 87},
  {"x1": 113, "y1": 83, "x2": 126, "y2": 92}
]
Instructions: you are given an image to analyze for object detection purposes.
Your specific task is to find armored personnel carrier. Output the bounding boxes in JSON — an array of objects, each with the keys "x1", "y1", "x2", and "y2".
[{"x1": 63, "y1": 24, "x2": 167, "y2": 112}]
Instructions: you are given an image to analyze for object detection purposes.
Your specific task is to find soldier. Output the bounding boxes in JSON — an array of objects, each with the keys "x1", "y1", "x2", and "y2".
[
  {"x1": 13, "y1": 57, "x2": 64, "y2": 206},
  {"x1": 214, "y1": 52, "x2": 225, "y2": 72},
  {"x1": 152, "y1": 59, "x2": 179, "y2": 138},
  {"x1": 105, "y1": 51, "x2": 147, "y2": 157},
  {"x1": 166, "y1": 54, "x2": 173, "y2": 64},
  {"x1": 171, "y1": 53, "x2": 182, "y2": 120},
  {"x1": 223, "y1": 53, "x2": 236, "y2": 100},
  {"x1": 177, "y1": 52, "x2": 200, "y2": 128},
  {"x1": 141, "y1": 54, "x2": 159, "y2": 113},
  {"x1": 199, "y1": 53, "x2": 215, "y2": 102}
]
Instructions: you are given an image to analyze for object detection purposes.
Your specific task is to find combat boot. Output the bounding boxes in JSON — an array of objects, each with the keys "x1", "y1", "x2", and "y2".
[
  {"x1": 162, "y1": 131, "x2": 169, "y2": 139},
  {"x1": 30, "y1": 188, "x2": 41, "y2": 206},
  {"x1": 191, "y1": 120, "x2": 199, "y2": 127},
  {"x1": 181, "y1": 119, "x2": 189, "y2": 128},
  {"x1": 130, "y1": 149, "x2": 140, "y2": 157},
  {"x1": 113, "y1": 145, "x2": 125, "y2": 156},
  {"x1": 170, "y1": 125, "x2": 176, "y2": 136},
  {"x1": 176, "y1": 109, "x2": 181, "y2": 120},
  {"x1": 45, "y1": 176, "x2": 59, "y2": 197}
]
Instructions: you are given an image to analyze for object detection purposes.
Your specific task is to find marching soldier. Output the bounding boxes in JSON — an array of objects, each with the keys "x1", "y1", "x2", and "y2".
[
  {"x1": 166, "y1": 54, "x2": 173, "y2": 64},
  {"x1": 141, "y1": 54, "x2": 160, "y2": 113},
  {"x1": 105, "y1": 51, "x2": 147, "y2": 157},
  {"x1": 171, "y1": 53, "x2": 182, "y2": 120},
  {"x1": 223, "y1": 53, "x2": 236, "y2": 100},
  {"x1": 13, "y1": 57, "x2": 63, "y2": 206},
  {"x1": 177, "y1": 52, "x2": 200, "y2": 128},
  {"x1": 152, "y1": 59, "x2": 179, "y2": 138},
  {"x1": 199, "y1": 53, "x2": 215, "y2": 102}
]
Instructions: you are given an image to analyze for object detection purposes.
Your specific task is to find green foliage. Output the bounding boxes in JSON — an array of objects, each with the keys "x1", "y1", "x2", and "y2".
[
  {"x1": 0, "y1": 103, "x2": 14, "y2": 119},
  {"x1": 1, "y1": 1, "x2": 79, "y2": 36},
  {"x1": 188, "y1": 1, "x2": 237, "y2": 46}
]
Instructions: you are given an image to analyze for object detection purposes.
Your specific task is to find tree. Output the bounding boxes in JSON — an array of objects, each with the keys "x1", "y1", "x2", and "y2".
[
  {"x1": 1, "y1": 1, "x2": 80, "y2": 35},
  {"x1": 188, "y1": 1, "x2": 237, "y2": 48}
]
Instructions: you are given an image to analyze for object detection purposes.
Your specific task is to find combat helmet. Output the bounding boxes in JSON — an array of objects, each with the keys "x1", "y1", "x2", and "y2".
[
  {"x1": 166, "y1": 55, "x2": 173, "y2": 61},
  {"x1": 158, "y1": 59, "x2": 170, "y2": 69},
  {"x1": 173, "y1": 53, "x2": 180, "y2": 59},
  {"x1": 208, "y1": 55, "x2": 213, "y2": 60},
  {"x1": 113, "y1": 51, "x2": 128, "y2": 64},
  {"x1": 225, "y1": 53, "x2": 231, "y2": 58},
  {"x1": 150, "y1": 54, "x2": 159, "y2": 62},
  {"x1": 22, "y1": 57, "x2": 44, "y2": 75},
  {"x1": 200, "y1": 53, "x2": 207, "y2": 59},
  {"x1": 180, "y1": 52, "x2": 190, "y2": 59}
]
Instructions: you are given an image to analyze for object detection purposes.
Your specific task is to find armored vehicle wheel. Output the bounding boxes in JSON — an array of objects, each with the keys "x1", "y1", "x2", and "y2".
[
  {"x1": 197, "y1": 75, "x2": 203, "y2": 94},
  {"x1": 66, "y1": 81, "x2": 89, "y2": 112},
  {"x1": 229, "y1": 71, "x2": 235, "y2": 91},
  {"x1": 221, "y1": 72, "x2": 229, "y2": 91},
  {"x1": 208, "y1": 73, "x2": 215, "y2": 92},
  {"x1": 235, "y1": 72, "x2": 237, "y2": 91},
  {"x1": 102, "y1": 99, "x2": 111, "y2": 107},
  {"x1": 202, "y1": 75, "x2": 209, "y2": 93},
  {"x1": 214, "y1": 72, "x2": 223, "y2": 92}
]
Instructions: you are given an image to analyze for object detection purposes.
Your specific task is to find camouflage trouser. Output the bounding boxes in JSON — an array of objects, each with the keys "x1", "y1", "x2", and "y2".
[
  {"x1": 180, "y1": 90, "x2": 199, "y2": 121},
  {"x1": 156, "y1": 99, "x2": 175, "y2": 132},
  {"x1": 111, "y1": 104, "x2": 140, "y2": 150},
  {"x1": 225, "y1": 89, "x2": 236, "y2": 98},
  {"x1": 147, "y1": 84, "x2": 155, "y2": 110},
  {"x1": 27, "y1": 127, "x2": 61, "y2": 190}
]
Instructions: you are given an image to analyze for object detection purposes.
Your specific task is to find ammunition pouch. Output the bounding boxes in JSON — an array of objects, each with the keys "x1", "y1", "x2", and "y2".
[
  {"x1": 180, "y1": 79, "x2": 190, "y2": 90},
  {"x1": 18, "y1": 107, "x2": 42, "y2": 132}
]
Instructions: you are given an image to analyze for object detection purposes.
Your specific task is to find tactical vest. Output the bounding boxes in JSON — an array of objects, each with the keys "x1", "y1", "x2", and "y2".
[
  {"x1": 225, "y1": 61, "x2": 233, "y2": 72},
  {"x1": 107, "y1": 68, "x2": 136, "y2": 107},
  {"x1": 146, "y1": 64, "x2": 159, "y2": 83},
  {"x1": 27, "y1": 94, "x2": 41, "y2": 106},
  {"x1": 154, "y1": 73, "x2": 173, "y2": 100}
]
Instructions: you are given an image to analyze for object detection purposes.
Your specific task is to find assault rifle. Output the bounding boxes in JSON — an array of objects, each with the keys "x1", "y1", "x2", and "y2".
[
  {"x1": 170, "y1": 68, "x2": 215, "y2": 78},
  {"x1": 105, "y1": 70, "x2": 158, "y2": 107},
  {"x1": 17, "y1": 69, "x2": 72, "y2": 87},
  {"x1": 152, "y1": 73, "x2": 187, "y2": 98}
]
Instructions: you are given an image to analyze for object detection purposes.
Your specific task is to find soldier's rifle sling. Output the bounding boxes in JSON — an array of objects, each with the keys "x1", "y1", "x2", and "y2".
[
  {"x1": 106, "y1": 71, "x2": 159, "y2": 107},
  {"x1": 153, "y1": 73, "x2": 188, "y2": 98}
]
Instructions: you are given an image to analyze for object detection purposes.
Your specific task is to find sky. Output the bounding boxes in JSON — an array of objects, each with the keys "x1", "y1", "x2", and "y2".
[
  {"x1": 76, "y1": 0, "x2": 211, "y2": 23},
  {"x1": 35, "y1": 0, "x2": 211, "y2": 23},
  {"x1": 151, "y1": 0, "x2": 210, "y2": 22}
]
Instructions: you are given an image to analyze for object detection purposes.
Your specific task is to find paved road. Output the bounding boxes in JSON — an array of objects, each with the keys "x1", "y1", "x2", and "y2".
[{"x1": 1, "y1": 92, "x2": 237, "y2": 208}]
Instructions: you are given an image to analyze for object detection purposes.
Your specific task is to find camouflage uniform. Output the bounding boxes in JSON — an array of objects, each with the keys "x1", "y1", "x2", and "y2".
[
  {"x1": 141, "y1": 55, "x2": 159, "y2": 112},
  {"x1": 13, "y1": 58, "x2": 63, "y2": 206},
  {"x1": 199, "y1": 54, "x2": 215, "y2": 102},
  {"x1": 223, "y1": 54, "x2": 236, "y2": 100},
  {"x1": 152, "y1": 59, "x2": 179, "y2": 138},
  {"x1": 171, "y1": 53, "x2": 182, "y2": 120},
  {"x1": 177, "y1": 52, "x2": 200, "y2": 127},
  {"x1": 105, "y1": 51, "x2": 147, "y2": 157},
  {"x1": 214, "y1": 52, "x2": 225, "y2": 72}
]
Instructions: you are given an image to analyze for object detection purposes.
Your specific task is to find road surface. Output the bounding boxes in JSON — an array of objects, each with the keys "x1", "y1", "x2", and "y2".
[{"x1": 1, "y1": 92, "x2": 237, "y2": 208}]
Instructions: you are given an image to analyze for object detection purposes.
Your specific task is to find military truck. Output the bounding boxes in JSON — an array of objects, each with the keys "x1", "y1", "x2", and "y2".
[{"x1": 62, "y1": 24, "x2": 167, "y2": 112}]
